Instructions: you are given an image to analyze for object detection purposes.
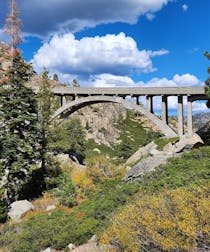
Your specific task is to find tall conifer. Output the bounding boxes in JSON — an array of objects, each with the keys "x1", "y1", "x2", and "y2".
[{"x1": 0, "y1": 0, "x2": 39, "y2": 204}]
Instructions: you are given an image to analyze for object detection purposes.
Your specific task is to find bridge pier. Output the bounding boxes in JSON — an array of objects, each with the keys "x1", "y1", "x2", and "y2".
[
  {"x1": 178, "y1": 95, "x2": 184, "y2": 136},
  {"x1": 146, "y1": 95, "x2": 154, "y2": 113},
  {"x1": 60, "y1": 95, "x2": 67, "y2": 107},
  {"x1": 72, "y1": 94, "x2": 78, "y2": 101},
  {"x1": 136, "y1": 96, "x2": 140, "y2": 105},
  {"x1": 162, "y1": 95, "x2": 168, "y2": 125},
  {"x1": 187, "y1": 96, "x2": 193, "y2": 135}
]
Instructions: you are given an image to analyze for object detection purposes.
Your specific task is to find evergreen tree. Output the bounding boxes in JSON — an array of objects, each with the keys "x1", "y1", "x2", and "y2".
[
  {"x1": 49, "y1": 118, "x2": 86, "y2": 164},
  {"x1": 204, "y1": 51, "x2": 210, "y2": 107},
  {"x1": 0, "y1": 0, "x2": 39, "y2": 205},
  {"x1": 72, "y1": 79, "x2": 80, "y2": 87},
  {"x1": 53, "y1": 73, "x2": 59, "y2": 81},
  {"x1": 118, "y1": 138, "x2": 133, "y2": 160},
  {"x1": 0, "y1": 53, "x2": 39, "y2": 203},
  {"x1": 37, "y1": 70, "x2": 54, "y2": 172}
]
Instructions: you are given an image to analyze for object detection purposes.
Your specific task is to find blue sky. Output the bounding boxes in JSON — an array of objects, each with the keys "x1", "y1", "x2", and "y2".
[{"x1": 0, "y1": 0, "x2": 210, "y2": 113}]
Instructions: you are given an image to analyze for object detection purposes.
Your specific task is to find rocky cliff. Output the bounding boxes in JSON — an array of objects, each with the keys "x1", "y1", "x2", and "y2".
[{"x1": 69, "y1": 103, "x2": 162, "y2": 146}]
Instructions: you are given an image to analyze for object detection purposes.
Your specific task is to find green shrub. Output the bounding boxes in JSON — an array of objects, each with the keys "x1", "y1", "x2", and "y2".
[
  {"x1": 56, "y1": 173, "x2": 77, "y2": 207},
  {"x1": 0, "y1": 179, "x2": 139, "y2": 251},
  {"x1": 141, "y1": 146, "x2": 210, "y2": 191},
  {"x1": 0, "y1": 199, "x2": 7, "y2": 223},
  {"x1": 154, "y1": 136, "x2": 179, "y2": 150},
  {"x1": 44, "y1": 154, "x2": 62, "y2": 190}
]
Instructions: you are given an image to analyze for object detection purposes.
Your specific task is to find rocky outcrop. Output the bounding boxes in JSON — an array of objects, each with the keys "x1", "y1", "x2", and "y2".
[
  {"x1": 193, "y1": 112, "x2": 210, "y2": 130},
  {"x1": 125, "y1": 151, "x2": 173, "y2": 180},
  {"x1": 70, "y1": 103, "x2": 126, "y2": 146},
  {"x1": 70, "y1": 103, "x2": 162, "y2": 146},
  {"x1": 8, "y1": 200, "x2": 34, "y2": 221},
  {"x1": 125, "y1": 141, "x2": 157, "y2": 165},
  {"x1": 125, "y1": 133, "x2": 204, "y2": 181},
  {"x1": 172, "y1": 133, "x2": 204, "y2": 153},
  {"x1": 197, "y1": 121, "x2": 210, "y2": 145}
]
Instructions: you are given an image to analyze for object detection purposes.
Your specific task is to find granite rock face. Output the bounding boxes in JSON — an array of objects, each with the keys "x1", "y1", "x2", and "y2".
[
  {"x1": 125, "y1": 141, "x2": 157, "y2": 165},
  {"x1": 125, "y1": 133, "x2": 204, "y2": 180},
  {"x1": 125, "y1": 151, "x2": 173, "y2": 181}
]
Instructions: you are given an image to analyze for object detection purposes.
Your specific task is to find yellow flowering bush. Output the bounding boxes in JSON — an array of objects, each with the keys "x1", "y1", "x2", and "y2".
[{"x1": 100, "y1": 183, "x2": 210, "y2": 251}]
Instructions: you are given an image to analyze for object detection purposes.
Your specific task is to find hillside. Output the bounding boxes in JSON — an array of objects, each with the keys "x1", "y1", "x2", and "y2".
[
  {"x1": 193, "y1": 112, "x2": 210, "y2": 130},
  {"x1": 0, "y1": 146, "x2": 209, "y2": 252},
  {"x1": 193, "y1": 112, "x2": 210, "y2": 145},
  {"x1": 70, "y1": 103, "x2": 162, "y2": 147}
]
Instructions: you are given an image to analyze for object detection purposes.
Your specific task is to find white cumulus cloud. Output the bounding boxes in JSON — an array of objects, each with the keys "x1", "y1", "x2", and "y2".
[
  {"x1": 32, "y1": 32, "x2": 169, "y2": 78},
  {"x1": 138, "y1": 73, "x2": 202, "y2": 87},
  {"x1": 173, "y1": 74, "x2": 200, "y2": 86}
]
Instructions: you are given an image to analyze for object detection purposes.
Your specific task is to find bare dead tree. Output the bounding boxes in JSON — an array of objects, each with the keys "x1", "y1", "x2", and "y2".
[{"x1": 4, "y1": 0, "x2": 22, "y2": 59}]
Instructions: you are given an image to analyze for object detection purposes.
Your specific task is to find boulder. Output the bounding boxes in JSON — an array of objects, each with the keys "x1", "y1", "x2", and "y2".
[
  {"x1": 125, "y1": 153, "x2": 172, "y2": 181},
  {"x1": 172, "y1": 133, "x2": 204, "y2": 153},
  {"x1": 46, "y1": 205, "x2": 56, "y2": 211},
  {"x1": 41, "y1": 247, "x2": 60, "y2": 252},
  {"x1": 125, "y1": 141, "x2": 157, "y2": 165},
  {"x1": 68, "y1": 243, "x2": 76, "y2": 251},
  {"x1": 56, "y1": 153, "x2": 70, "y2": 163},
  {"x1": 41, "y1": 248, "x2": 52, "y2": 252},
  {"x1": 8, "y1": 200, "x2": 34, "y2": 220},
  {"x1": 125, "y1": 133, "x2": 204, "y2": 181}
]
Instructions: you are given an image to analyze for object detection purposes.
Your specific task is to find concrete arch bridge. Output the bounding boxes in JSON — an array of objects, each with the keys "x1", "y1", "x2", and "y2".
[{"x1": 50, "y1": 86, "x2": 209, "y2": 138}]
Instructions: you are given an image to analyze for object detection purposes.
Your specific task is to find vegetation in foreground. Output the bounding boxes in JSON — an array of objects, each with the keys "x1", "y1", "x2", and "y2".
[
  {"x1": 0, "y1": 146, "x2": 209, "y2": 252},
  {"x1": 100, "y1": 183, "x2": 210, "y2": 251}
]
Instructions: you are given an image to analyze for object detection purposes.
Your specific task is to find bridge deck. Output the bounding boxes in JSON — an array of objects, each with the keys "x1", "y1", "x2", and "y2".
[{"x1": 52, "y1": 86, "x2": 206, "y2": 97}]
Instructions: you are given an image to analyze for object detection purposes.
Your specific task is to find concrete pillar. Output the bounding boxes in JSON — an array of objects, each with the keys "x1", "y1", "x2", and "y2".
[
  {"x1": 72, "y1": 94, "x2": 78, "y2": 101},
  {"x1": 146, "y1": 95, "x2": 154, "y2": 113},
  {"x1": 187, "y1": 96, "x2": 193, "y2": 135},
  {"x1": 136, "y1": 96, "x2": 140, "y2": 105},
  {"x1": 60, "y1": 95, "x2": 67, "y2": 107},
  {"x1": 178, "y1": 95, "x2": 184, "y2": 136},
  {"x1": 162, "y1": 95, "x2": 168, "y2": 124}
]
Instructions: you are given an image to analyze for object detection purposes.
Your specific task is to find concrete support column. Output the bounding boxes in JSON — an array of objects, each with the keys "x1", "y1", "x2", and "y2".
[
  {"x1": 60, "y1": 95, "x2": 67, "y2": 107},
  {"x1": 72, "y1": 94, "x2": 78, "y2": 101},
  {"x1": 146, "y1": 95, "x2": 154, "y2": 113},
  {"x1": 178, "y1": 95, "x2": 184, "y2": 136},
  {"x1": 136, "y1": 96, "x2": 140, "y2": 105},
  {"x1": 162, "y1": 95, "x2": 168, "y2": 124},
  {"x1": 187, "y1": 96, "x2": 193, "y2": 135}
]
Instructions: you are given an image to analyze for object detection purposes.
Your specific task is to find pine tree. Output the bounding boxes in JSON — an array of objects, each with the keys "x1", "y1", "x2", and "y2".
[
  {"x1": 72, "y1": 79, "x2": 80, "y2": 87},
  {"x1": 0, "y1": 54, "x2": 39, "y2": 203},
  {"x1": 53, "y1": 73, "x2": 59, "y2": 81},
  {"x1": 0, "y1": 0, "x2": 39, "y2": 204},
  {"x1": 37, "y1": 70, "x2": 54, "y2": 172}
]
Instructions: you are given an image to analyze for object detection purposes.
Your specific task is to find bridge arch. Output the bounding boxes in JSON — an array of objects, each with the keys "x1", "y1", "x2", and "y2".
[{"x1": 52, "y1": 95, "x2": 177, "y2": 138}]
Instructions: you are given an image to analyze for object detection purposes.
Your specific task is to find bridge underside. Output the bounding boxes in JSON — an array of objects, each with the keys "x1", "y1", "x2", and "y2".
[{"x1": 52, "y1": 95, "x2": 178, "y2": 138}]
